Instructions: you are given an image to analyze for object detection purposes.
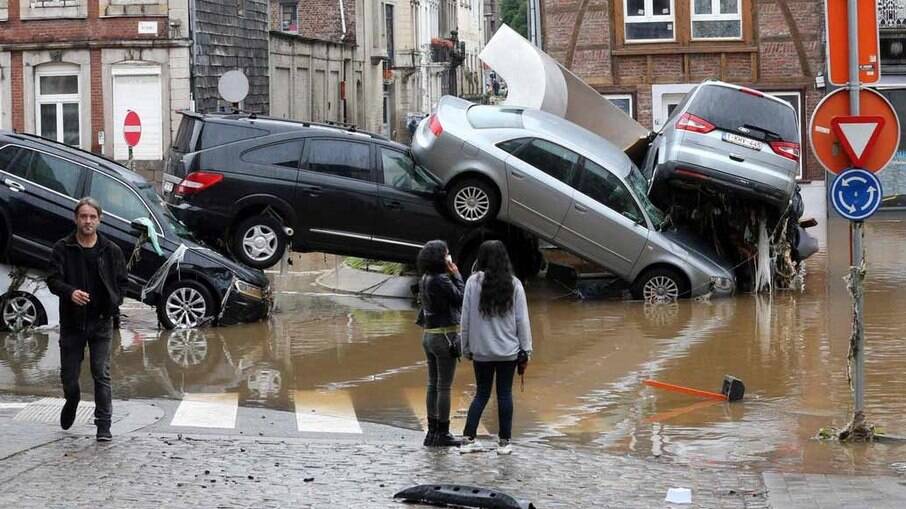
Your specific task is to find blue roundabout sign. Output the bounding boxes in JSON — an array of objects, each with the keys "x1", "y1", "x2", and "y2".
[{"x1": 830, "y1": 168, "x2": 883, "y2": 221}]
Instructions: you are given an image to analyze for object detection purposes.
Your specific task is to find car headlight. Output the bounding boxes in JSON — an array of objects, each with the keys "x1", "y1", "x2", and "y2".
[
  {"x1": 710, "y1": 276, "x2": 734, "y2": 291},
  {"x1": 235, "y1": 280, "x2": 264, "y2": 300}
]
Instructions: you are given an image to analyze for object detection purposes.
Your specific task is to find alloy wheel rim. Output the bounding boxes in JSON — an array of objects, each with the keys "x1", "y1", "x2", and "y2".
[
  {"x1": 2, "y1": 296, "x2": 38, "y2": 331},
  {"x1": 643, "y1": 276, "x2": 679, "y2": 304},
  {"x1": 242, "y1": 225, "x2": 278, "y2": 261},
  {"x1": 165, "y1": 287, "x2": 207, "y2": 328},
  {"x1": 453, "y1": 186, "x2": 490, "y2": 222}
]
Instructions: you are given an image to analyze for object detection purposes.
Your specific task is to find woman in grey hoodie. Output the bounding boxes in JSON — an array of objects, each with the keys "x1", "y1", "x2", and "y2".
[{"x1": 460, "y1": 240, "x2": 532, "y2": 455}]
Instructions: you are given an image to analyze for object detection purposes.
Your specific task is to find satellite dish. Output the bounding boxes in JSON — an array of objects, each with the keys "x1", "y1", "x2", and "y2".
[{"x1": 219, "y1": 70, "x2": 249, "y2": 104}]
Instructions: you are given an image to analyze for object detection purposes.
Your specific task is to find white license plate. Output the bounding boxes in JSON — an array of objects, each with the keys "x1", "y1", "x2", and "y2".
[
  {"x1": 722, "y1": 132, "x2": 762, "y2": 151},
  {"x1": 163, "y1": 181, "x2": 174, "y2": 193}
]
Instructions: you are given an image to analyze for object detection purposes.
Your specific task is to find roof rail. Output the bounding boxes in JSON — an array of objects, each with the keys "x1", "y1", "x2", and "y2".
[
  {"x1": 9, "y1": 131, "x2": 118, "y2": 167},
  {"x1": 175, "y1": 109, "x2": 390, "y2": 141}
]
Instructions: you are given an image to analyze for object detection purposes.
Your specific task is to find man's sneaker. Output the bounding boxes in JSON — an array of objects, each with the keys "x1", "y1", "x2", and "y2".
[
  {"x1": 496, "y1": 439, "x2": 512, "y2": 455},
  {"x1": 458, "y1": 437, "x2": 483, "y2": 454},
  {"x1": 96, "y1": 426, "x2": 112, "y2": 442},
  {"x1": 60, "y1": 399, "x2": 78, "y2": 430}
]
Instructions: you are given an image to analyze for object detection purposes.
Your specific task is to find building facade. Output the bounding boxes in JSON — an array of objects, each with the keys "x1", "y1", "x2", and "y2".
[
  {"x1": 540, "y1": 0, "x2": 827, "y2": 181},
  {"x1": 0, "y1": 0, "x2": 192, "y2": 179}
]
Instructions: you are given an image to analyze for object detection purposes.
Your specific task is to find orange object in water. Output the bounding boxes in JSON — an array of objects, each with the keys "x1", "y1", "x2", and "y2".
[{"x1": 643, "y1": 379, "x2": 728, "y2": 401}]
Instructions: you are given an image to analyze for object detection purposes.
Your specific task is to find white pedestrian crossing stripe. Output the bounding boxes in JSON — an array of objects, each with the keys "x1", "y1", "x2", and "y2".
[
  {"x1": 170, "y1": 393, "x2": 238, "y2": 429},
  {"x1": 293, "y1": 390, "x2": 362, "y2": 434}
]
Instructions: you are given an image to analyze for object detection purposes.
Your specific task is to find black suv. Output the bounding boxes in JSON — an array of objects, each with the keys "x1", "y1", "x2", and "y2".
[
  {"x1": 164, "y1": 112, "x2": 540, "y2": 274},
  {"x1": 0, "y1": 131, "x2": 271, "y2": 329}
]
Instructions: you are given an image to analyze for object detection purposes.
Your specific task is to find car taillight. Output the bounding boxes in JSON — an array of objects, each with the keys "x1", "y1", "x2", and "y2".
[
  {"x1": 175, "y1": 171, "x2": 223, "y2": 196},
  {"x1": 739, "y1": 87, "x2": 765, "y2": 97},
  {"x1": 428, "y1": 113, "x2": 443, "y2": 137},
  {"x1": 676, "y1": 113, "x2": 715, "y2": 134},
  {"x1": 769, "y1": 141, "x2": 800, "y2": 162}
]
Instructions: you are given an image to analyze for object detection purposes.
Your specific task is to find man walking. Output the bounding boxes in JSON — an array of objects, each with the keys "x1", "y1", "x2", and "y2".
[{"x1": 47, "y1": 197, "x2": 128, "y2": 441}]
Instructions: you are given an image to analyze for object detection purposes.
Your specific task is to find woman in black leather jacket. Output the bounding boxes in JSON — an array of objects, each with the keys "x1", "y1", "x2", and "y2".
[{"x1": 416, "y1": 240, "x2": 464, "y2": 447}]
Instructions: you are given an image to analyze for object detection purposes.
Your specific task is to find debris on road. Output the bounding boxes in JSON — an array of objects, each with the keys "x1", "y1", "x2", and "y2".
[{"x1": 394, "y1": 484, "x2": 536, "y2": 509}]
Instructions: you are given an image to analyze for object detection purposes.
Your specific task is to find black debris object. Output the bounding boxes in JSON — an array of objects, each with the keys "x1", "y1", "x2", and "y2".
[
  {"x1": 722, "y1": 375, "x2": 745, "y2": 402},
  {"x1": 393, "y1": 484, "x2": 535, "y2": 509}
]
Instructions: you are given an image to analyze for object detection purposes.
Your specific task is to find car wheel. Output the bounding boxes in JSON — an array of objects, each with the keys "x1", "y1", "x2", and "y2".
[
  {"x1": 232, "y1": 215, "x2": 287, "y2": 269},
  {"x1": 631, "y1": 268, "x2": 688, "y2": 303},
  {"x1": 1, "y1": 292, "x2": 46, "y2": 332},
  {"x1": 457, "y1": 247, "x2": 479, "y2": 279},
  {"x1": 158, "y1": 280, "x2": 215, "y2": 330},
  {"x1": 447, "y1": 178, "x2": 498, "y2": 225}
]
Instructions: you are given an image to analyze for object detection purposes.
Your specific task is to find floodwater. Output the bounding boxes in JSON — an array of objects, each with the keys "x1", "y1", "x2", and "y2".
[{"x1": 4, "y1": 214, "x2": 906, "y2": 476}]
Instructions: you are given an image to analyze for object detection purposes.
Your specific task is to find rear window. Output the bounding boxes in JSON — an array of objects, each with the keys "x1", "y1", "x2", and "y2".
[
  {"x1": 467, "y1": 106, "x2": 524, "y2": 129},
  {"x1": 199, "y1": 123, "x2": 267, "y2": 150},
  {"x1": 687, "y1": 85, "x2": 799, "y2": 142},
  {"x1": 172, "y1": 117, "x2": 197, "y2": 152}
]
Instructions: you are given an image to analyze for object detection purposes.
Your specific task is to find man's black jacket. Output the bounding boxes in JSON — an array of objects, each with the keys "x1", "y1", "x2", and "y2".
[
  {"x1": 416, "y1": 272, "x2": 465, "y2": 329},
  {"x1": 46, "y1": 232, "x2": 128, "y2": 330}
]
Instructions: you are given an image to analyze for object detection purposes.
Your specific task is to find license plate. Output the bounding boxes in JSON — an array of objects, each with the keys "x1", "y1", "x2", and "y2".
[
  {"x1": 722, "y1": 132, "x2": 762, "y2": 151},
  {"x1": 163, "y1": 181, "x2": 174, "y2": 193}
]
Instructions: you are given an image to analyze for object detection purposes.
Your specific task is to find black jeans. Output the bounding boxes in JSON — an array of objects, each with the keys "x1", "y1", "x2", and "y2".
[
  {"x1": 463, "y1": 360, "x2": 517, "y2": 440},
  {"x1": 422, "y1": 332, "x2": 458, "y2": 423},
  {"x1": 59, "y1": 318, "x2": 113, "y2": 427}
]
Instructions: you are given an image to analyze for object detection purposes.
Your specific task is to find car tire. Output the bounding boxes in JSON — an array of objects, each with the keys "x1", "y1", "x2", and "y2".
[
  {"x1": 447, "y1": 178, "x2": 499, "y2": 225},
  {"x1": 631, "y1": 267, "x2": 688, "y2": 303},
  {"x1": 1, "y1": 292, "x2": 47, "y2": 332},
  {"x1": 232, "y1": 215, "x2": 287, "y2": 269},
  {"x1": 157, "y1": 280, "x2": 216, "y2": 330},
  {"x1": 457, "y1": 247, "x2": 479, "y2": 279}
]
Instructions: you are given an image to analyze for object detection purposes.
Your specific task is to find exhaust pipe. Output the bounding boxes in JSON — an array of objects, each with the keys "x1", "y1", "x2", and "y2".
[{"x1": 283, "y1": 227, "x2": 294, "y2": 237}]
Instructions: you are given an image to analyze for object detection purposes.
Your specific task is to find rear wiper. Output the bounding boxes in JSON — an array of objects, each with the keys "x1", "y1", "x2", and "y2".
[{"x1": 739, "y1": 124, "x2": 782, "y2": 141}]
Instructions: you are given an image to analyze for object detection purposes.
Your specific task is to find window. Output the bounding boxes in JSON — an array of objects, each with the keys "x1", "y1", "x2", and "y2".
[
  {"x1": 173, "y1": 117, "x2": 198, "y2": 152},
  {"x1": 468, "y1": 106, "x2": 525, "y2": 129},
  {"x1": 687, "y1": 85, "x2": 799, "y2": 142},
  {"x1": 691, "y1": 0, "x2": 741, "y2": 39},
  {"x1": 603, "y1": 94, "x2": 634, "y2": 118},
  {"x1": 578, "y1": 159, "x2": 644, "y2": 223},
  {"x1": 380, "y1": 148, "x2": 435, "y2": 193},
  {"x1": 624, "y1": 0, "x2": 675, "y2": 42},
  {"x1": 513, "y1": 139, "x2": 580, "y2": 184},
  {"x1": 89, "y1": 172, "x2": 151, "y2": 223},
  {"x1": 36, "y1": 70, "x2": 80, "y2": 146},
  {"x1": 0, "y1": 146, "x2": 23, "y2": 177},
  {"x1": 496, "y1": 138, "x2": 530, "y2": 154},
  {"x1": 281, "y1": 2, "x2": 298, "y2": 32},
  {"x1": 26, "y1": 150, "x2": 84, "y2": 197},
  {"x1": 199, "y1": 124, "x2": 266, "y2": 149},
  {"x1": 242, "y1": 140, "x2": 304, "y2": 168},
  {"x1": 306, "y1": 139, "x2": 373, "y2": 181}
]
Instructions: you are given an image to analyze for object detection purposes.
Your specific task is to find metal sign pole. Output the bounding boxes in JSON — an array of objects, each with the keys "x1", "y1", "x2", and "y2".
[{"x1": 847, "y1": 0, "x2": 866, "y2": 430}]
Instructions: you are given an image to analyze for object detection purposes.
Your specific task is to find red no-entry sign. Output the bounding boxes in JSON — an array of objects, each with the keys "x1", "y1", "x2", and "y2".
[{"x1": 123, "y1": 110, "x2": 142, "y2": 147}]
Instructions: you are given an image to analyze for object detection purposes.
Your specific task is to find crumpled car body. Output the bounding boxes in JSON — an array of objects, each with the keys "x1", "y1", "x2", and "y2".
[{"x1": 0, "y1": 264, "x2": 59, "y2": 331}]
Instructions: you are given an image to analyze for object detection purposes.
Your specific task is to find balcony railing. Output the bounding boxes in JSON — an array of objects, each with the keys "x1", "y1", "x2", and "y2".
[{"x1": 879, "y1": 1, "x2": 906, "y2": 30}]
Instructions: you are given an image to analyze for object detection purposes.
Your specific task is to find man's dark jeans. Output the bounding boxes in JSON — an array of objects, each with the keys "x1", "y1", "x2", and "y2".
[
  {"x1": 59, "y1": 318, "x2": 113, "y2": 427},
  {"x1": 463, "y1": 360, "x2": 517, "y2": 440}
]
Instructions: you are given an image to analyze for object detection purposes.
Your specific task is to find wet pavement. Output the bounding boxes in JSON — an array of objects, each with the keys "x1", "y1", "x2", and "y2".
[{"x1": 4, "y1": 211, "x2": 906, "y2": 505}]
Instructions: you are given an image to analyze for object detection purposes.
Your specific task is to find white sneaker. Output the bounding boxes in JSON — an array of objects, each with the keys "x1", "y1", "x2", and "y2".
[
  {"x1": 496, "y1": 439, "x2": 512, "y2": 455},
  {"x1": 458, "y1": 437, "x2": 484, "y2": 454}
]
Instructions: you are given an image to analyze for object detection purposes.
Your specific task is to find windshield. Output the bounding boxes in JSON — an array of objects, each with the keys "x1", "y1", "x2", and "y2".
[
  {"x1": 137, "y1": 184, "x2": 196, "y2": 241},
  {"x1": 627, "y1": 166, "x2": 665, "y2": 230}
]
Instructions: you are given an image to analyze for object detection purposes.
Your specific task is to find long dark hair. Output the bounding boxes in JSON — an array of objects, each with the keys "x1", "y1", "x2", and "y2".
[
  {"x1": 475, "y1": 240, "x2": 514, "y2": 317},
  {"x1": 417, "y1": 240, "x2": 448, "y2": 276}
]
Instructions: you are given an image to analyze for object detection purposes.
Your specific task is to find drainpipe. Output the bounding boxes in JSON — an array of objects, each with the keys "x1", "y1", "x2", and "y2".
[{"x1": 339, "y1": 0, "x2": 347, "y2": 41}]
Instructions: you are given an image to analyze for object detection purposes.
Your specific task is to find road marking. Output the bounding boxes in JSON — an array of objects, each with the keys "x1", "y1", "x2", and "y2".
[
  {"x1": 170, "y1": 393, "x2": 238, "y2": 429},
  {"x1": 404, "y1": 388, "x2": 489, "y2": 436},
  {"x1": 12, "y1": 398, "x2": 94, "y2": 426},
  {"x1": 294, "y1": 390, "x2": 362, "y2": 434},
  {"x1": 0, "y1": 403, "x2": 29, "y2": 410}
]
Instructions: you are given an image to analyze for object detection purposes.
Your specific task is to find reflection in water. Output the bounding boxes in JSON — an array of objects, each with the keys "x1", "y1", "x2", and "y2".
[{"x1": 4, "y1": 217, "x2": 906, "y2": 474}]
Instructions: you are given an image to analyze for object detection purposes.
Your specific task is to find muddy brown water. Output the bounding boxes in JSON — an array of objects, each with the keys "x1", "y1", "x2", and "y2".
[{"x1": 4, "y1": 216, "x2": 906, "y2": 475}]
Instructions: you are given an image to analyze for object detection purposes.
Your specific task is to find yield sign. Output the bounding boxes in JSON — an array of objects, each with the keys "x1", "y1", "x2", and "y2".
[{"x1": 830, "y1": 115, "x2": 885, "y2": 167}]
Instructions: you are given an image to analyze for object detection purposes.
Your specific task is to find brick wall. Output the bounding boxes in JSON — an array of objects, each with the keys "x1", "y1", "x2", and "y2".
[
  {"x1": 10, "y1": 52, "x2": 23, "y2": 131},
  {"x1": 288, "y1": 0, "x2": 356, "y2": 43},
  {"x1": 90, "y1": 48, "x2": 103, "y2": 153}
]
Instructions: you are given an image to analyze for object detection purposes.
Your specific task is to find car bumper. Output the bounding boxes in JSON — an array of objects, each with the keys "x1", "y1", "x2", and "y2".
[
  {"x1": 170, "y1": 202, "x2": 232, "y2": 240},
  {"x1": 219, "y1": 282, "x2": 273, "y2": 327},
  {"x1": 655, "y1": 161, "x2": 791, "y2": 209}
]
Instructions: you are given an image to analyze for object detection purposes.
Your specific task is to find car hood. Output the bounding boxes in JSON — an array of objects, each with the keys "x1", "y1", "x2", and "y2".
[
  {"x1": 179, "y1": 238, "x2": 270, "y2": 288},
  {"x1": 660, "y1": 229, "x2": 735, "y2": 275}
]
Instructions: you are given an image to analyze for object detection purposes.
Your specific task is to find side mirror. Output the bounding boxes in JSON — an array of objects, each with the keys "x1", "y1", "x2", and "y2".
[{"x1": 130, "y1": 219, "x2": 149, "y2": 236}]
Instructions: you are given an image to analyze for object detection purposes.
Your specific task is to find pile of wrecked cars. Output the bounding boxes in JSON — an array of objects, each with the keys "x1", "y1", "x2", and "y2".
[{"x1": 0, "y1": 131, "x2": 272, "y2": 331}]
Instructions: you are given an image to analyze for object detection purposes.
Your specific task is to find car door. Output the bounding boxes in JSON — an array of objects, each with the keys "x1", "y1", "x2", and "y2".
[
  {"x1": 296, "y1": 137, "x2": 378, "y2": 254},
  {"x1": 554, "y1": 158, "x2": 649, "y2": 279},
  {"x1": 1, "y1": 147, "x2": 86, "y2": 264},
  {"x1": 86, "y1": 170, "x2": 168, "y2": 294},
  {"x1": 504, "y1": 138, "x2": 578, "y2": 240},
  {"x1": 373, "y1": 146, "x2": 453, "y2": 261}
]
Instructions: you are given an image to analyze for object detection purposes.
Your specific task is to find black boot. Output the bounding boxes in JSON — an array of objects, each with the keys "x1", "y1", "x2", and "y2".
[
  {"x1": 434, "y1": 421, "x2": 462, "y2": 447},
  {"x1": 423, "y1": 417, "x2": 438, "y2": 447}
]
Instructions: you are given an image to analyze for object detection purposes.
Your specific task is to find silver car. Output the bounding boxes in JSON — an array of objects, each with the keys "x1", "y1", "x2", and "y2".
[
  {"x1": 412, "y1": 96, "x2": 734, "y2": 300},
  {"x1": 642, "y1": 80, "x2": 801, "y2": 209}
]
